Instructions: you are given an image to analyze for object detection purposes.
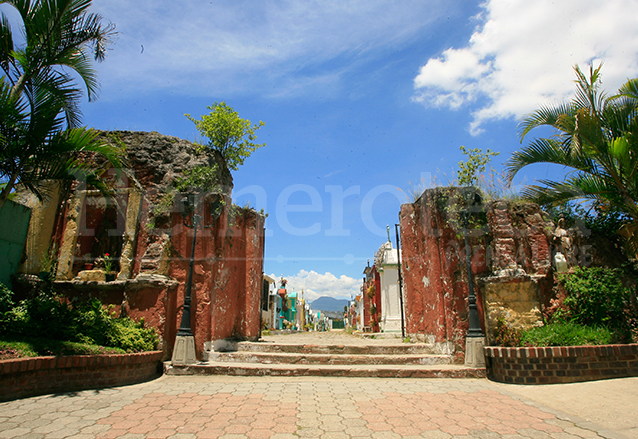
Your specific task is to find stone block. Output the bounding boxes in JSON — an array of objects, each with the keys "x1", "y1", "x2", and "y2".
[
  {"x1": 465, "y1": 336, "x2": 486, "y2": 367},
  {"x1": 172, "y1": 335, "x2": 197, "y2": 365}
]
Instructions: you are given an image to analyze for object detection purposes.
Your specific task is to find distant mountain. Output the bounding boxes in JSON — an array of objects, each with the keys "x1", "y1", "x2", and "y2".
[{"x1": 310, "y1": 296, "x2": 349, "y2": 312}]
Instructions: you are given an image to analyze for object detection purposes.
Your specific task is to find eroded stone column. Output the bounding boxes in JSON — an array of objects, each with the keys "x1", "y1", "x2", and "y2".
[
  {"x1": 56, "y1": 191, "x2": 86, "y2": 280},
  {"x1": 17, "y1": 182, "x2": 61, "y2": 274},
  {"x1": 118, "y1": 189, "x2": 142, "y2": 280}
]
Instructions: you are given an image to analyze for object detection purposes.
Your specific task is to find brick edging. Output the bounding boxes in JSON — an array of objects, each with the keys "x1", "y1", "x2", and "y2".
[
  {"x1": 484, "y1": 344, "x2": 638, "y2": 384},
  {"x1": 0, "y1": 351, "x2": 163, "y2": 401}
]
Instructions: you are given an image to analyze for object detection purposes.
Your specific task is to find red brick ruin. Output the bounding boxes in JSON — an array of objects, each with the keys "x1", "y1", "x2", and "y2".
[
  {"x1": 16, "y1": 131, "x2": 266, "y2": 361},
  {"x1": 399, "y1": 187, "x2": 559, "y2": 357}
]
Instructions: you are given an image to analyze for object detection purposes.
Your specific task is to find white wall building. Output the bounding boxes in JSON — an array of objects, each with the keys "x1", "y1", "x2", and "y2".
[{"x1": 375, "y1": 238, "x2": 402, "y2": 333}]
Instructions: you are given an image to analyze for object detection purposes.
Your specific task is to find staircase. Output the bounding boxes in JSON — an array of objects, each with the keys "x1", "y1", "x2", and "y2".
[{"x1": 164, "y1": 333, "x2": 486, "y2": 378}]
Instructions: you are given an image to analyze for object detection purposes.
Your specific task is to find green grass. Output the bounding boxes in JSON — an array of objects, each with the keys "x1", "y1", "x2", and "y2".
[
  {"x1": 520, "y1": 322, "x2": 616, "y2": 347},
  {"x1": 0, "y1": 337, "x2": 126, "y2": 360}
]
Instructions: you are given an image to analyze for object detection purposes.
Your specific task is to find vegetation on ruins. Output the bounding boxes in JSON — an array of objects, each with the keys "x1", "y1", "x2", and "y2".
[
  {"x1": 495, "y1": 266, "x2": 637, "y2": 347},
  {"x1": 0, "y1": 282, "x2": 158, "y2": 358},
  {"x1": 186, "y1": 101, "x2": 265, "y2": 173},
  {"x1": 505, "y1": 64, "x2": 638, "y2": 254},
  {"x1": 0, "y1": 0, "x2": 121, "y2": 210},
  {"x1": 457, "y1": 145, "x2": 500, "y2": 188}
]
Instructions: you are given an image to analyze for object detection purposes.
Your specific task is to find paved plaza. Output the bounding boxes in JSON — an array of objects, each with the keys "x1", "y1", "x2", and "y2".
[{"x1": 1, "y1": 331, "x2": 637, "y2": 438}]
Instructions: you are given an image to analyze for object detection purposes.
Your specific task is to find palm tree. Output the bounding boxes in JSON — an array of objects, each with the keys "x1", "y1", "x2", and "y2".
[
  {"x1": 0, "y1": 0, "x2": 119, "y2": 210},
  {"x1": 1, "y1": 0, "x2": 115, "y2": 124},
  {"x1": 505, "y1": 64, "x2": 638, "y2": 252},
  {"x1": 0, "y1": 79, "x2": 120, "y2": 204}
]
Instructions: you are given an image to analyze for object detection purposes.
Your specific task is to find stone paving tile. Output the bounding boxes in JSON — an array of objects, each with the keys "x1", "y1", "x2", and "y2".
[{"x1": 0, "y1": 375, "x2": 632, "y2": 438}]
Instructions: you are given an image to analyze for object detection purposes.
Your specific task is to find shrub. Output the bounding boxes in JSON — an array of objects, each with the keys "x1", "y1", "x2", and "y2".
[
  {"x1": 493, "y1": 317, "x2": 522, "y2": 347},
  {"x1": 2, "y1": 285, "x2": 158, "y2": 353},
  {"x1": 7, "y1": 289, "x2": 76, "y2": 340},
  {"x1": 520, "y1": 322, "x2": 615, "y2": 347},
  {"x1": 0, "y1": 283, "x2": 15, "y2": 333},
  {"x1": 554, "y1": 267, "x2": 632, "y2": 330},
  {"x1": 70, "y1": 298, "x2": 158, "y2": 352}
]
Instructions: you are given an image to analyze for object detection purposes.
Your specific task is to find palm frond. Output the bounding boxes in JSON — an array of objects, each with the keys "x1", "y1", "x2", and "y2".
[
  {"x1": 505, "y1": 137, "x2": 596, "y2": 183},
  {"x1": 518, "y1": 102, "x2": 573, "y2": 140},
  {"x1": 615, "y1": 78, "x2": 638, "y2": 102},
  {"x1": 0, "y1": 12, "x2": 15, "y2": 75},
  {"x1": 572, "y1": 63, "x2": 606, "y2": 114}
]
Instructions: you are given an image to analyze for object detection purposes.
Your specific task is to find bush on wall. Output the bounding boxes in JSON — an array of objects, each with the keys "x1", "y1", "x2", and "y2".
[
  {"x1": 550, "y1": 266, "x2": 637, "y2": 342},
  {"x1": 2, "y1": 284, "x2": 158, "y2": 353},
  {"x1": 495, "y1": 266, "x2": 637, "y2": 347}
]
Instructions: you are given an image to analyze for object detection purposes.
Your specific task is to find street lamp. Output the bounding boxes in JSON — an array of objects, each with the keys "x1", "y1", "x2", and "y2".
[
  {"x1": 460, "y1": 187, "x2": 486, "y2": 367},
  {"x1": 172, "y1": 192, "x2": 223, "y2": 365}
]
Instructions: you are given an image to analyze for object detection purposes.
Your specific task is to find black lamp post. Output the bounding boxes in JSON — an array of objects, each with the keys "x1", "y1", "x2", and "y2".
[
  {"x1": 172, "y1": 192, "x2": 223, "y2": 364},
  {"x1": 460, "y1": 188, "x2": 484, "y2": 338}
]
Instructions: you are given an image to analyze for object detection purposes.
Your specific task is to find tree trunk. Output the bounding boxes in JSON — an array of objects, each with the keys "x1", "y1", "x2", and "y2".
[{"x1": 0, "y1": 172, "x2": 20, "y2": 212}]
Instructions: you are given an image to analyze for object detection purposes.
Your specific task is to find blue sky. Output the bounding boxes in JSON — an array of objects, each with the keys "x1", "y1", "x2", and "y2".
[{"x1": 7, "y1": 0, "x2": 638, "y2": 301}]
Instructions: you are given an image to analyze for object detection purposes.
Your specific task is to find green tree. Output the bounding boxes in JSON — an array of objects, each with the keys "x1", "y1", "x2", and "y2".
[
  {"x1": 457, "y1": 145, "x2": 499, "y2": 187},
  {"x1": 186, "y1": 101, "x2": 265, "y2": 173},
  {"x1": 0, "y1": 0, "x2": 119, "y2": 210},
  {"x1": 505, "y1": 64, "x2": 638, "y2": 252}
]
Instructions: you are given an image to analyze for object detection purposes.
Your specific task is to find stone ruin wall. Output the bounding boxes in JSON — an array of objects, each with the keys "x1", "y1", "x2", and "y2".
[
  {"x1": 16, "y1": 131, "x2": 265, "y2": 360},
  {"x1": 399, "y1": 187, "x2": 593, "y2": 351},
  {"x1": 399, "y1": 188, "x2": 488, "y2": 355}
]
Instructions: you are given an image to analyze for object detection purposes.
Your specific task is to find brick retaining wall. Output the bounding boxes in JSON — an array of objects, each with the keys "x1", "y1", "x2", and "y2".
[
  {"x1": 484, "y1": 344, "x2": 638, "y2": 384},
  {"x1": 0, "y1": 351, "x2": 163, "y2": 401}
]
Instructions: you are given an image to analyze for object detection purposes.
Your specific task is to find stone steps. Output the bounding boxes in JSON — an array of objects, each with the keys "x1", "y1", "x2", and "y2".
[
  {"x1": 164, "y1": 361, "x2": 486, "y2": 378},
  {"x1": 165, "y1": 339, "x2": 486, "y2": 378},
  {"x1": 231, "y1": 341, "x2": 445, "y2": 355},
  {"x1": 205, "y1": 351, "x2": 454, "y2": 366}
]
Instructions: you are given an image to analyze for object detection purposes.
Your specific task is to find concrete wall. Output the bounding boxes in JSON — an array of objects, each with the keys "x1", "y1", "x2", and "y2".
[{"x1": 0, "y1": 200, "x2": 31, "y2": 287}]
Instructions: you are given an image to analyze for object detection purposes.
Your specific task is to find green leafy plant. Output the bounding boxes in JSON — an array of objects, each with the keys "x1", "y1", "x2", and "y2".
[
  {"x1": 494, "y1": 265, "x2": 638, "y2": 347},
  {"x1": 39, "y1": 243, "x2": 59, "y2": 275},
  {"x1": 2, "y1": 284, "x2": 158, "y2": 354},
  {"x1": 0, "y1": 283, "x2": 15, "y2": 333},
  {"x1": 185, "y1": 101, "x2": 265, "y2": 172},
  {"x1": 554, "y1": 267, "x2": 631, "y2": 329},
  {"x1": 493, "y1": 317, "x2": 522, "y2": 347},
  {"x1": 457, "y1": 145, "x2": 499, "y2": 187},
  {"x1": 0, "y1": 338, "x2": 125, "y2": 359},
  {"x1": 147, "y1": 191, "x2": 177, "y2": 231},
  {"x1": 103, "y1": 253, "x2": 113, "y2": 272},
  {"x1": 520, "y1": 322, "x2": 615, "y2": 347},
  {"x1": 174, "y1": 165, "x2": 220, "y2": 193}
]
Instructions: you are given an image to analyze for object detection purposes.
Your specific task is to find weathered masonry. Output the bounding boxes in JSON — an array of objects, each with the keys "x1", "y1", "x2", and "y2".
[
  {"x1": 399, "y1": 187, "x2": 562, "y2": 359},
  {"x1": 14, "y1": 131, "x2": 266, "y2": 361}
]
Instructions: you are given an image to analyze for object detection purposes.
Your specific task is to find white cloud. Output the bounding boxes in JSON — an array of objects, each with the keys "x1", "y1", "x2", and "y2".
[
  {"x1": 90, "y1": 0, "x2": 450, "y2": 99},
  {"x1": 413, "y1": 0, "x2": 638, "y2": 135},
  {"x1": 269, "y1": 270, "x2": 360, "y2": 302}
]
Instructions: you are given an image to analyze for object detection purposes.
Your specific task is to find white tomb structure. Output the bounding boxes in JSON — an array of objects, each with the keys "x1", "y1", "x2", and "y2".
[{"x1": 374, "y1": 235, "x2": 402, "y2": 333}]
